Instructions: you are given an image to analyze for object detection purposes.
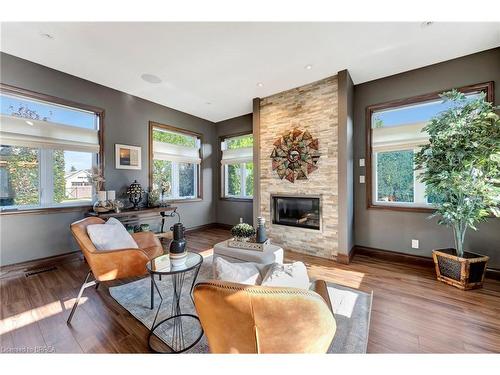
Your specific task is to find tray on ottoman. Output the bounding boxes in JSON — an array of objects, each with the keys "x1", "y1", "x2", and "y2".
[
  {"x1": 214, "y1": 240, "x2": 284, "y2": 265},
  {"x1": 227, "y1": 238, "x2": 270, "y2": 252}
]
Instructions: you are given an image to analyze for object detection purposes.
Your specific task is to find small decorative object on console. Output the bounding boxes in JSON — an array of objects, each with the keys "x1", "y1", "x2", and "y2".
[
  {"x1": 112, "y1": 199, "x2": 124, "y2": 213},
  {"x1": 169, "y1": 222, "x2": 187, "y2": 267},
  {"x1": 87, "y1": 166, "x2": 105, "y2": 191},
  {"x1": 140, "y1": 223, "x2": 151, "y2": 232},
  {"x1": 230, "y1": 223, "x2": 256, "y2": 242},
  {"x1": 93, "y1": 190, "x2": 113, "y2": 213},
  {"x1": 148, "y1": 189, "x2": 161, "y2": 207},
  {"x1": 126, "y1": 180, "x2": 144, "y2": 210}
]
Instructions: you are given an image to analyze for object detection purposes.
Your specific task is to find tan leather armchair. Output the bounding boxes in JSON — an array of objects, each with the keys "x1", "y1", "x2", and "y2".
[
  {"x1": 193, "y1": 279, "x2": 336, "y2": 353},
  {"x1": 67, "y1": 217, "x2": 163, "y2": 324}
]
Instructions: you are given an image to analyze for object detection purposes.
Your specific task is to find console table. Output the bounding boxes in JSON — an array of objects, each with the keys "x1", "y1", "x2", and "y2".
[{"x1": 86, "y1": 206, "x2": 178, "y2": 240}]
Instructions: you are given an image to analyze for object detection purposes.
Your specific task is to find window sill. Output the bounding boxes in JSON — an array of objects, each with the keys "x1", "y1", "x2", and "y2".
[
  {"x1": 220, "y1": 197, "x2": 253, "y2": 202},
  {"x1": 368, "y1": 203, "x2": 435, "y2": 213},
  {"x1": 0, "y1": 205, "x2": 92, "y2": 216}
]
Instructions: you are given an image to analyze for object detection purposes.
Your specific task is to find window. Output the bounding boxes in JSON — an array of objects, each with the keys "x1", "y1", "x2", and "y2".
[
  {"x1": 221, "y1": 133, "x2": 253, "y2": 199},
  {"x1": 149, "y1": 122, "x2": 202, "y2": 201},
  {"x1": 367, "y1": 82, "x2": 493, "y2": 210},
  {"x1": 0, "y1": 85, "x2": 102, "y2": 212}
]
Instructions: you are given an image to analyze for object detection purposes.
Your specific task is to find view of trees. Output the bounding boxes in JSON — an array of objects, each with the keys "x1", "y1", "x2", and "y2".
[
  {"x1": 152, "y1": 159, "x2": 173, "y2": 194},
  {"x1": 152, "y1": 128, "x2": 196, "y2": 147},
  {"x1": 225, "y1": 134, "x2": 253, "y2": 197},
  {"x1": 53, "y1": 150, "x2": 67, "y2": 203},
  {"x1": 227, "y1": 164, "x2": 241, "y2": 195},
  {"x1": 0, "y1": 146, "x2": 40, "y2": 206},
  {"x1": 245, "y1": 162, "x2": 254, "y2": 197},
  {"x1": 152, "y1": 128, "x2": 197, "y2": 198},
  {"x1": 179, "y1": 163, "x2": 195, "y2": 197},
  {"x1": 376, "y1": 150, "x2": 414, "y2": 202},
  {"x1": 227, "y1": 134, "x2": 253, "y2": 149},
  {"x1": 0, "y1": 104, "x2": 67, "y2": 207}
]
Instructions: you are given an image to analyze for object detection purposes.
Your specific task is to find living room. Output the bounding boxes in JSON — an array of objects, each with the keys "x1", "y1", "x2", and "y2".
[{"x1": 1, "y1": 1, "x2": 499, "y2": 373}]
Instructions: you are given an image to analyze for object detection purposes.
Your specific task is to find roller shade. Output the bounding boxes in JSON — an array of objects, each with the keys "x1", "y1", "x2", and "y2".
[
  {"x1": 372, "y1": 121, "x2": 428, "y2": 152},
  {"x1": 0, "y1": 115, "x2": 100, "y2": 153},
  {"x1": 221, "y1": 146, "x2": 253, "y2": 165},
  {"x1": 153, "y1": 140, "x2": 201, "y2": 164}
]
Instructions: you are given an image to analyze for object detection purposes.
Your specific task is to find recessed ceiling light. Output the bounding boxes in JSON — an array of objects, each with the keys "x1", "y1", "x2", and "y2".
[
  {"x1": 257, "y1": 82, "x2": 264, "y2": 87},
  {"x1": 40, "y1": 33, "x2": 54, "y2": 40},
  {"x1": 25, "y1": 120, "x2": 34, "y2": 126},
  {"x1": 141, "y1": 73, "x2": 162, "y2": 84},
  {"x1": 305, "y1": 64, "x2": 313, "y2": 70},
  {"x1": 205, "y1": 102, "x2": 212, "y2": 105}
]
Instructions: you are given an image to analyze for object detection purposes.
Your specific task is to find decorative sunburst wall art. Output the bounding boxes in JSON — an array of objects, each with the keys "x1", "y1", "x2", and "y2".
[{"x1": 270, "y1": 128, "x2": 320, "y2": 183}]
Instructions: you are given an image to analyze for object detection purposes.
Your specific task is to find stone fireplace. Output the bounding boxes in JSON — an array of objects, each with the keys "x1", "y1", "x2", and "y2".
[{"x1": 256, "y1": 75, "x2": 339, "y2": 260}]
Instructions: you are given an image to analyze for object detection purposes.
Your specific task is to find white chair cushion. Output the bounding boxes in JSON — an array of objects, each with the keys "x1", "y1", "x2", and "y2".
[
  {"x1": 212, "y1": 257, "x2": 263, "y2": 285},
  {"x1": 261, "y1": 261, "x2": 310, "y2": 290},
  {"x1": 87, "y1": 217, "x2": 138, "y2": 251}
]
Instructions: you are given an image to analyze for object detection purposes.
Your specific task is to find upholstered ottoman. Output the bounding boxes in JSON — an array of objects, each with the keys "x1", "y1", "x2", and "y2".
[{"x1": 213, "y1": 240, "x2": 284, "y2": 265}]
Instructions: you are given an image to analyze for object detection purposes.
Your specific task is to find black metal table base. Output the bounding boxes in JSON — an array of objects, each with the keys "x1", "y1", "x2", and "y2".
[
  {"x1": 148, "y1": 264, "x2": 203, "y2": 353},
  {"x1": 148, "y1": 314, "x2": 203, "y2": 353}
]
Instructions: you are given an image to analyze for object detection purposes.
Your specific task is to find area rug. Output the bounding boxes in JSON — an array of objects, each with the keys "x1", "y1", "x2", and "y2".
[{"x1": 109, "y1": 254, "x2": 372, "y2": 353}]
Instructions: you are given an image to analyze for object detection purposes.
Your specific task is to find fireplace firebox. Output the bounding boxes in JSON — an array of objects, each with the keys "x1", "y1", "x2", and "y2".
[{"x1": 271, "y1": 195, "x2": 321, "y2": 230}]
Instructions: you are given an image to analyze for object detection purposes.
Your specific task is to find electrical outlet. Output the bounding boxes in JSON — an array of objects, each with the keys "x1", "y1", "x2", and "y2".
[
  {"x1": 359, "y1": 158, "x2": 365, "y2": 167},
  {"x1": 359, "y1": 175, "x2": 365, "y2": 184},
  {"x1": 411, "y1": 239, "x2": 419, "y2": 249}
]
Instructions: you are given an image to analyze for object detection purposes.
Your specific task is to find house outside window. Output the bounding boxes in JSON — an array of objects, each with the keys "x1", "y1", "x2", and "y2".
[
  {"x1": 220, "y1": 133, "x2": 253, "y2": 199},
  {"x1": 367, "y1": 82, "x2": 492, "y2": 210},
  {"x1": 149, "y1": 122, "x2": 202, "y2": 201},
  {"x1": 0, "y1": 86, "x2": 102, "y2": 211}
]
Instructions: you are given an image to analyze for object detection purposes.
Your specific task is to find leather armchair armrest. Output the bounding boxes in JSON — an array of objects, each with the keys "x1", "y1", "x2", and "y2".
[
  {"x1": 132, "y1": 232, "x2": 162, "y2": 249},
  {"x1": 88, "y1": 248, "x2": 151, "y2": 281},
  {"x1": 312, "y1": 279, "x2": 333, "y2": 314}
]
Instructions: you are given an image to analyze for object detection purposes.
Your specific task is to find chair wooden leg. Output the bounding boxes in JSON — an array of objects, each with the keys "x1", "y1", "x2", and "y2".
[{"x1": 67, "y1": 271, "x2": 96, "y2": 325}]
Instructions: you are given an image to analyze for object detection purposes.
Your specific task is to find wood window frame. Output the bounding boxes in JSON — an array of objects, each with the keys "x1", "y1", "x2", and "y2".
[
  {"x1": 218, "y1": 130, "x2": 254, "y2": 202},
  {"x1": 0, "y1": 83, "x2": 105, "y2": 215},
  {"x1": 365, "y1": 81, "x2": 494, "y2": 213},
  {"x1": 148, "y1": 121, "x2": 203, "y2": 203}
]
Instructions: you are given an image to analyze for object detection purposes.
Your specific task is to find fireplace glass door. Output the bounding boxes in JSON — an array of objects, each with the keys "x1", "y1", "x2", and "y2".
[{"x1": 272, "y1": 196, "x2": 320, "y2": 230}]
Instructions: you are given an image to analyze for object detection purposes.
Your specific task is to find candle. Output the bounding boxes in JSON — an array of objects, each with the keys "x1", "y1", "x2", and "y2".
[
  {"x1": 98, "y1": 191, "x2": 107, "y2": 202},
  {"x1": 107, "y1": 190, "x2": 116, "y2": 201}
]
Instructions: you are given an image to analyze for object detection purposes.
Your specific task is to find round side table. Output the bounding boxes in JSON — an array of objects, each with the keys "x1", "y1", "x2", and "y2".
[{"x1": 146, "y1": 252, "x2": 203, "y2": 353}]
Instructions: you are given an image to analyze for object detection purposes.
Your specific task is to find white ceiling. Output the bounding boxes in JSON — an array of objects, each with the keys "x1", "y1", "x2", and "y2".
[{"x1": 1, "y1": 22, "x2": 499, "y2": 122}]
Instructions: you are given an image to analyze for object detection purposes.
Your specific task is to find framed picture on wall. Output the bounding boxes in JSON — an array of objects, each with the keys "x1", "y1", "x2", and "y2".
[{"x1": 115, "y1": 144, "x2": 142, "y2": 170}]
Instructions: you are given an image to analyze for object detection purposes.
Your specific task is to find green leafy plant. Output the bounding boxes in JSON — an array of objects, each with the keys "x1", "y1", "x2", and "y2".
[
  {"x1": 415, "y1": 90, "x2": 500, "y2": 257},
  {"x1": 230, "y1": 223, "x2": 255, "y2": 239}
]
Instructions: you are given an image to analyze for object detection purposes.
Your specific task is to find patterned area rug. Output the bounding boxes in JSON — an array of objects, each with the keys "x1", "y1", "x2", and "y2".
[{"x1": 109, "y1": 254, "x2": 372, "y2": 353}]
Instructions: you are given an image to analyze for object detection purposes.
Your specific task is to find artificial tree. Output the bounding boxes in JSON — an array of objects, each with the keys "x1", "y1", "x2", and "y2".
[{"x1": 415, "y1": 90, "x2": 500, "y2": 258}]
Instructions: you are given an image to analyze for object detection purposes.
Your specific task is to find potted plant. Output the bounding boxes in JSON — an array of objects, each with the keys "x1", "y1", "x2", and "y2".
[
  {"x1": 230, "y1": 223, "x2": 256, "y2": 242},
  {"x1": 415, "y1": 90, "x2": 500, "y2": 290}
]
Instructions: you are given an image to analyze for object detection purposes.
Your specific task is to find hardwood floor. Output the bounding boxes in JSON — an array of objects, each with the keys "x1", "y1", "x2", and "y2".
[{"x1": 1, "y1": 227, "x2": 499, "y2": 353}]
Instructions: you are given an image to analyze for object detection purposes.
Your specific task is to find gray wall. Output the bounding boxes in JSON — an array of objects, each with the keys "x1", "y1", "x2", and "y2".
[
  {"x1": 0, "y1": 52, "x2": 217, "y2": 266},
  {"x1": 337, "y1": 70, "x2": 355, "y2": 257},
  {"x1": 353, "y1": 48, "x2": 500, "y2": 268},
  {"x1": 214, "y1": 114, "x2": 254, "y2": 226}
]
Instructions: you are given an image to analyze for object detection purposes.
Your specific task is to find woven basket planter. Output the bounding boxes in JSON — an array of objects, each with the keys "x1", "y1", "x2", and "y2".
[{"x1": 432, "y1": 248, "x2": 489, "y2": 290}]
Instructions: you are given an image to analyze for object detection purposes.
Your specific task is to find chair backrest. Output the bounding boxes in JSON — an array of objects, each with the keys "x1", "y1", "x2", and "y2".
[
  {"x1": 193, "y1": 280, "x2": 336, "y2": 353},
  {"x1": 70, "y1": 217, "x2": 104, "y2": 256}
]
